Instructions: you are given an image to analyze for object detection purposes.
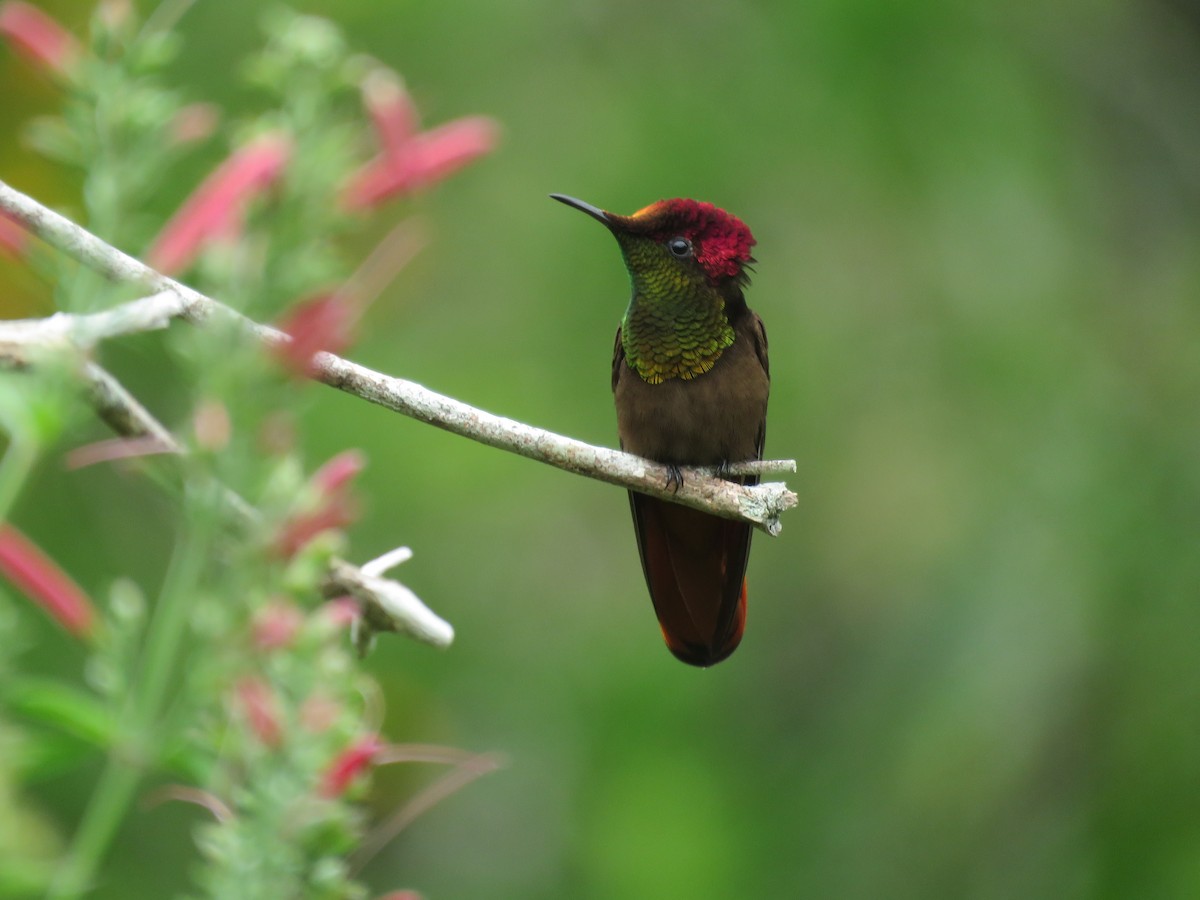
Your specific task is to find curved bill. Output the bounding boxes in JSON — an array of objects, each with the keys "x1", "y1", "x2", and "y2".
[{"x1": 549, "y1": 193, "x2": 611, "y2": 226}]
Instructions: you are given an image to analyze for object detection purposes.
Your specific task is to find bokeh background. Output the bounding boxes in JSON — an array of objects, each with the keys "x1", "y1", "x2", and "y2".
[{"x1": 3, "y1": 0, "x2": 1200, "y2": 897}]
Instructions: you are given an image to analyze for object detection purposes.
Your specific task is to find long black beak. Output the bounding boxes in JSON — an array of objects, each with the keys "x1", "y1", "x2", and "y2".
[{"x1": 550, "y1": 193, "x2": 611, "y2": 226}]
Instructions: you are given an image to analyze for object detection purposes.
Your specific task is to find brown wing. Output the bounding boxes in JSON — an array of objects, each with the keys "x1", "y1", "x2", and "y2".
[
  {"x1": 611, "y1": 325, "x2": 625, "y2": 393},
  {"x1": 749, "y1": 311, "x2": 769, "y2": 379},
  {"x1": 746, "y1": 310, "x2": 769, "y2": 462}
]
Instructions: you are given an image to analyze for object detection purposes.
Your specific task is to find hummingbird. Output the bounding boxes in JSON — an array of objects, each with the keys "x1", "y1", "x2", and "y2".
[{"x1": 551, "y1": 194, "x2": 769, "y2": 667}]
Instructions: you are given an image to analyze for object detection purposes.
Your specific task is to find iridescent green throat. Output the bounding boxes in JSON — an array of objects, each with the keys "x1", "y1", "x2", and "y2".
[{"x1": 619, "y1": 243, "x2": 735, "y2": 385}]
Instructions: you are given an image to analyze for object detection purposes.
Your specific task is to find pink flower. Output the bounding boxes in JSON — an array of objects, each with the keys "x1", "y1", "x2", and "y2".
[
  {"x1": 362, "y1": 69, "x2": 417, "y2": 161},
  {"x1": 235, "y1": 677, "x2": 282, "y2": 747},
  {"x1": 300, "y1": 692, "x2": 341, "y2": 733},
  {"x1": 272, "y1": 450, "x2": 366, "y2": 559},
  {"x1": 376, "y1": 893, "x2": 423, "y2": 900},
  {"x1": 0, "y1": 209, "x2": 28, "y2": 258},
  {"x1": 343, "y1": 117, "x2": 498, "y2": 209},
  {"x1": 320, "y1": 596, "x2": 359, "y2": 630},
  {"x1": 341, "y1": 67, "x2": 498, "y2": 209},
  {"x1": 321, "y1": 735, "x2": 382, "y2": 797},
  {"x1": 169, "y1": 103, "x2": 220, "y2": 147},
  {"x1": 400, "y1": 117, "x2": 501, "y2": 189},
  {"x1": 251, "y1": 600, "x2": 304, "y2": 650},
  {"x1": 274, "y1": 220, "x2": 425, "y2": 376},
  {"x1": 274, "y1": 292, "x2": 357, "y2": 377},
  {"x1": 273, "y1": 502, "x2": 358, "y2": 559},
  {"x1": 311, "y1": 449, "x2": 366, "y2": 496},
  {"x1": 147, "y1": 132, "x2": 291, "y2": 275},
  {"x1": 0, "y1": 524, "x2": 96, "y2": 638},
  {"x1": 0, "y1": 1, "x2": 80, "y2": 76}
]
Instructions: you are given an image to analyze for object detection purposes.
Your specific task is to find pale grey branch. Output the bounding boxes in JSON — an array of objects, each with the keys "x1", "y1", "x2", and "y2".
[
  {"x1": 0, "y1": 179, "x2": 797, "y2": 534},
  {"x1": 0, "y1": 292, "x2": 184, "y2": 350},
  {"x1": 324, "y1": 558, "x2": 454, "y2": 652}
]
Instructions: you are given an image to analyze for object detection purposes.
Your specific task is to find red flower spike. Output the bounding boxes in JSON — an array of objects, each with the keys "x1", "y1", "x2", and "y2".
[
  {"x1": 272, "y1": 498, "x2": 359, "y2": 559},
  {"x1": 312, "y1": 449, "x2": 366, "y2": 497},
  {"x1": 320, "y1": 596, "x2": 359, "y2": 629},
  {"x1": 235, "y1": 677, "x2": 282, "y2": 747},
  {"x1": 0, "y1": 209, "x2": 28, "y2": 258},
  {"x1": 0, "y1": 1, "x2": 80, "y2": 76},
  {"x1": 402, "y1": 117, "x2": 500, "y2": 190},
  {"x1": 362, "y1": 68, "x2": 418, "y2": 161},
  {"x1": 252, "y1": 600, "x2": 304, "y2": 651},
  {"x1": 321, "y1": 735, "x2": 382, "y2": 797},
  {"x1": 147, "y1": 132, "x2": 291, "y2": 275},
  {"x1": 275, "y1": 220, "x2": 425, "y2": 377},
  {"x1": 340, "y1": 156, "x2": 394, "y2": 210},
  {"x1": 169, "y1": 103, "x2": 220, "y2": 147},
  {"x1": 271, "y1": 451, "x2": 366, "y2": 559},
  {"x1": 274, "y1": 292, "x2": 357, "y2": 377},
  {"x1": 300, "y1": 692, "x2": 341, "y2": 734},
  {"x1": 342, "y1": 115, "x2": 498, "y2": 209},
  {"x1": 0, "y1": 524, "x2": 96, "y2": 638}
]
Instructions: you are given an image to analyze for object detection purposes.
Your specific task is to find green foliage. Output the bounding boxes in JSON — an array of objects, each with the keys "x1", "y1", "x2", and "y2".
[
  {"x1": 0, "y1": 5, "x2": 444, "y2": 898},
  {"x1": 2, "y1": 0, "x2": 1199, "y2": 899}
]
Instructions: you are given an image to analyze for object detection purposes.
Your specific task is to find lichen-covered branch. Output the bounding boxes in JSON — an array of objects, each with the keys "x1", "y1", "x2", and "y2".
[
  {"x1": 0, "y1": 179, "x2": 798, "y2": 534},
  {"x1": 314, "y1": 353, "x2": 797, "y2": 533}
]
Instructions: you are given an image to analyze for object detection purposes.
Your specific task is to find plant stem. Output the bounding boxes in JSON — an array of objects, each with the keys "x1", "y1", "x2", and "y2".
[
  {"x1": 0, "y1": 433, "x2": 37, "y2": 525},
  {"x1": 47, "y1": 480, "x2": 216, "y2": 899}
]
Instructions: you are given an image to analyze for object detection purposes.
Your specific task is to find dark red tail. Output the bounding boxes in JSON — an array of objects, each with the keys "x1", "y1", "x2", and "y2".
[{"x1": 629, "y1": 492, "x2": 752, "y2": 667}]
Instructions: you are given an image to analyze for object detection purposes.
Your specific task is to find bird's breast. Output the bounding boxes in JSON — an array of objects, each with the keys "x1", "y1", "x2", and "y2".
[{"x1": 614, "y1": 327, "x2": 767, "y2": 466}]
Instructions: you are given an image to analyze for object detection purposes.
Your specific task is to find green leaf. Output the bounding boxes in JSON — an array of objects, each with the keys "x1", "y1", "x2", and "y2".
[
  {"x1": 0, "y1": 856, "x2": 56, "y2": 896},
  {"x1": 4, "y1": 679, "x2": 114, "y2": 748},
  {"x1": 126, "y1": 31, "x2": 182, "y2": 74},
  {"x1": 7, "y1": 731, "x2": 94, "y2": 783},
  {"x1": 22, "y1": 116, "x2": 84, "y2": 167}
]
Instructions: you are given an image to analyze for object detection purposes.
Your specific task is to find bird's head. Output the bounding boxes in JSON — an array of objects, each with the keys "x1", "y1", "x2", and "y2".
[{"x1": 551, "y1": 194, "x2": 756, "y2": 293}]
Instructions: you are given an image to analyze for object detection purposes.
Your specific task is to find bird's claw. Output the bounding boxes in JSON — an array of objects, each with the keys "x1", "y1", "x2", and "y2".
[{"x1": 665, "y1": 464, "x2": 684, "y2": 493}]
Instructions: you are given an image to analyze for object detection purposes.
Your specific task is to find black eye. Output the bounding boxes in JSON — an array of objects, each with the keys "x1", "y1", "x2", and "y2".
[{"x1": 667, "y1": 237, "x2": 693, "y2": 258}]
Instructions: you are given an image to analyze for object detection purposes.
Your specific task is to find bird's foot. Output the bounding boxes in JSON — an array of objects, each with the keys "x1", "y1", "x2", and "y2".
[
  {"x1": 665, "y1": 464, "x2": 684, "y2": 493},
  {"x1": 715, "y1": 459, "x2": 756, "y2": 484}
]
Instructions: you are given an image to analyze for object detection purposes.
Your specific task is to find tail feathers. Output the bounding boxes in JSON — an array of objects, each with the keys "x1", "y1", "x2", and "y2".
[{"x1": 629, "y1": 492, "x2": 752, "y2": 667}]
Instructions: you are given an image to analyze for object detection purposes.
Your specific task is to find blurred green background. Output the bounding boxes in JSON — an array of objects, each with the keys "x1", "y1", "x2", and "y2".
[{"x1": 4, "y1": 0, "x2": 1200, "y2": 897}]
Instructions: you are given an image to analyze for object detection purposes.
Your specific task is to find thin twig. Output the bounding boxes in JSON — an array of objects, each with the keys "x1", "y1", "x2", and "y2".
[
  {"x1": 80, "y1": 361, "x2": 181, "y2": 452},
  {"x1": 0, "y1": 179, "x2": 798, "y2": 534},
  {"x1": 351, "y1": 749, "x2": 503, "y2": 872},
  {"x1": 77, "y1": 361, "x2": 454, "y2": 648},
  {"x1": 324, "y1": 557, "x2": 453, "y2": 650},
  {"x1": 0, "y1": 291, "x2": 184, "y2": 349}
]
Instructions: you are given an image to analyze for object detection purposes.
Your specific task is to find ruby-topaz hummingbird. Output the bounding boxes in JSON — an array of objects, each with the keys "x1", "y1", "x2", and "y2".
[{"x1": 551, "y1": 194, "x2": 770, "y2": 667}]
